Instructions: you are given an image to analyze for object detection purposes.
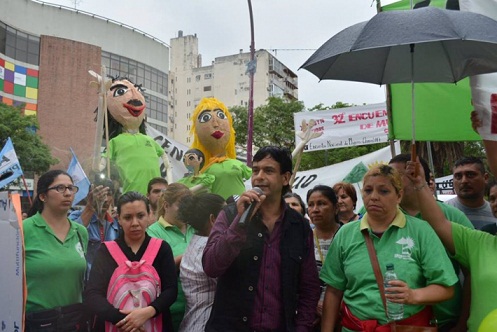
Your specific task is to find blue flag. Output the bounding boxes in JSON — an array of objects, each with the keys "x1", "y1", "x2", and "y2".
[
  {"x1": 67, "y1": 148, "x2": 91, "y2": 206},
  {"x1": 0, "y1": 138, "x2": 24, "y2": 189}
]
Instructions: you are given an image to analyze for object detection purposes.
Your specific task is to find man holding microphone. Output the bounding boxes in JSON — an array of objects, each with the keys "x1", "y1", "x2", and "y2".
[{"x1": 202, "y1": 146, "x2": 320, "y2": 332}]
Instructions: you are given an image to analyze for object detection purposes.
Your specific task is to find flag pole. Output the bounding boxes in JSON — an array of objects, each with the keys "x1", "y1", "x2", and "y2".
[{"x1": 21, "y1": 174, "x2": 32, "y2": 206}]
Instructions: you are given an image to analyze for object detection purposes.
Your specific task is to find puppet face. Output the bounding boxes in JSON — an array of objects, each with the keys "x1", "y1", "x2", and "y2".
[
  {"x1": 195, "y1": 108, "x2": 231, "y2": 156},
  {"x1": 107, "y1": 79, "x2": 146, "y2": 131}
]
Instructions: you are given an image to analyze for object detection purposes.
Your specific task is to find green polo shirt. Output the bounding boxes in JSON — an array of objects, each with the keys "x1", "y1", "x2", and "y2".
[
  {"x1": 147, "y1": 216, "x2": 195, "y2": 331},
  {"x1": 108, "y1": 133, "x2": 164, "y2": 195},
  {"x1": 403, "y1": 201, "x2": 474, "y2": 327},
  {"x1": 320, "y1": 209, "x2": 458, "y2": 328},
  {"x1": 452, "y1": 223, "x2": 497, "y2": 332},
  {"x1": 203, "y1": 158, "x2": 252, "y2": 200},
  {"x1": 24, "y1": 212, "x2": 88, "y2": 313}
]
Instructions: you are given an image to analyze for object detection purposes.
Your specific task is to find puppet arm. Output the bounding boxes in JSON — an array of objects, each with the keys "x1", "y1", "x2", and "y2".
[
  {"x1": 470, "y1": 111, "x2": 497, "y2": 176},
  {"x1": 290, "y1": 119, "x2": 323, "y2": 186},
  {"x1": 99, "y1": 157, "x2": 106, "y2": 172},
  {"x1": 161, "y1": 153, "x2": 173, "y2": 185}
]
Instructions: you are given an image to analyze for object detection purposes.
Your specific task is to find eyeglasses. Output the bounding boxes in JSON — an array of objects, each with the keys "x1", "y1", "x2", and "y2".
[{"x1": 47, "y1": 185, "x2": 79, "y2": 194}]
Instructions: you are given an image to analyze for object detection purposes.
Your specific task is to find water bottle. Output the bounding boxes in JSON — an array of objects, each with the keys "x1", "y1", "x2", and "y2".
[{"x1": 384, "y1": 263, "x2": 404, "y2": 321}]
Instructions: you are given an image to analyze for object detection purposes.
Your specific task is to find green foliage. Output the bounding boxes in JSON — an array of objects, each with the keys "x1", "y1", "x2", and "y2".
[{"x1": 0, "y1": 103, "x2": 58, "y2": 174}]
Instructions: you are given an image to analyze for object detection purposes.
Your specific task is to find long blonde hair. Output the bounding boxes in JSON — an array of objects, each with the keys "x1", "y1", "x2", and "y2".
[
  {"x1": 190, "y1": 97, "x2": 236, "y2": 163},
  {"x1": 156, "y1": 183, "x2": 192, "y2": 219}
]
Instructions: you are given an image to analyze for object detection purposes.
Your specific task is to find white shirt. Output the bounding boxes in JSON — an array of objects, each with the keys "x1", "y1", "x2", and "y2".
[{"x1": 178, "y1": 234, "x2": 217, "y2": 332}]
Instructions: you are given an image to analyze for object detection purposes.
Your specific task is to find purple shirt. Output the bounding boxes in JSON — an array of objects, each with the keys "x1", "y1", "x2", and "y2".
[{"x1": 203, "y1": 203, "x2": 320, "y2": 332}]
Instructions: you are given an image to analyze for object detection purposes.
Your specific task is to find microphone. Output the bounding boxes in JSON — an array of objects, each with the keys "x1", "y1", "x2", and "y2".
[{"x1": 238, "y1": 187, "x2": 264, "y2": 225}]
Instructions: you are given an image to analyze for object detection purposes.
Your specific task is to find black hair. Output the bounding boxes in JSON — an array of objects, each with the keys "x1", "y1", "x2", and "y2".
[
  {"x1": 306, "y1": 185, "x2": 338, "y2": 206},
  {"x1": 176, "y1": 193, "x2": 225, "y2": 234},
  {"x1": 116, "y1": 191, "x2": 150, "y2": 215},
  {"x1": 28, "y1": 170, "x2": 73, "y2": 217},
  {"x1": 454, "y1": 156, "x2": 486, "y2": 174},
  {"x1": 147, "y1": 177, "x2": 169, "y2": 195},
  {"x1": 283, "y1": 192, "x2": 306, "y2": 216},
  {"x1": 306, "y1": 185, "x2": 339, "y2": 224},
  {"x1": 389, "y1": 153, "x2": 431, "y2": 184},
  {"x1": 253, "y1": 146, "x2": 293, "y2": 195}
]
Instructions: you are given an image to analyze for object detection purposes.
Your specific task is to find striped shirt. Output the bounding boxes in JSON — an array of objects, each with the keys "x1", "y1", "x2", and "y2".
[{"x1": 179, "y1": 235, "x2": 217, "y2": 332}]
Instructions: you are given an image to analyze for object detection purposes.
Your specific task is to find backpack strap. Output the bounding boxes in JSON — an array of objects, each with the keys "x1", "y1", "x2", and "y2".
[
  {"x1": 141, "y1": 238, "x2": 162, "y2": 264},
  {"x1": 104, "y1": 241, "x2": 128, "y2": 265}
]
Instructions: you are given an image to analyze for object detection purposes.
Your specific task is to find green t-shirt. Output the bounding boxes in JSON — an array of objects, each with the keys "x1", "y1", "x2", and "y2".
[
  {"x1": 24, "y1": 212, "x2": 88, "y2": 312},
  {"x1": 320, "y1": 209, "x2": 458, "y2": 329},
  {"x1": 404, "y1": 201, "x2": 474, "y2": 326},
  {"x1": 108, "y1": 133, "x2": 163, "y2": 195},
  {"x1": 452, "y1": 223, "x2": 497, "y2": 332},
  {"x1": 147, "y1": 216, "x2": 195, "y2": 331},
  {"x1": 203, "y1": 158, "x2": 252, "y2": 200},
  {"x1": 177, "y1": 173, "x2": 215, "y2": 192}
]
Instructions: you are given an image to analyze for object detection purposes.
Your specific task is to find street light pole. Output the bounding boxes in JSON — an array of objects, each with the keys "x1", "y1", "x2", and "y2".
[{"x1": 246, "y1": 0, "x2": 255, "y2": 166}]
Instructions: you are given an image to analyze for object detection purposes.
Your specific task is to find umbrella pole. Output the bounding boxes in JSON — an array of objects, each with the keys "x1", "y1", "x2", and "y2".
[{"x1": 410, "y1": 43, "x2": 418, "y2": 176}]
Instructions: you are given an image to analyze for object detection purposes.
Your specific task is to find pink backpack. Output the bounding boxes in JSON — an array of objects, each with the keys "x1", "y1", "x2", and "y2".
[{"x1": 104, "y1": 238, "x2": 163, "y2": 332}]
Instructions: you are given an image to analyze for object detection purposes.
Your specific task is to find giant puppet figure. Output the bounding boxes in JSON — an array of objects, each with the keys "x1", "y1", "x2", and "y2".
[
  {"x1": 190, "y1": 97, "x2": 251, "y2": 200},
  {"x1": 99, "y1": 77, "x2": 172, "y2": 195}
]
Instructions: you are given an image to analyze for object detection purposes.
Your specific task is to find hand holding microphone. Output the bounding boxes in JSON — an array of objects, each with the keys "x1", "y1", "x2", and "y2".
[{"x1": 238, "y1": 187, "x2": 264, "y2": 225}]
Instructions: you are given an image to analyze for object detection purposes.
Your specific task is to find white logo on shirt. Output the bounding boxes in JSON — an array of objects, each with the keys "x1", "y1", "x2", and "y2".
[
  {"x1": 75, "y1": 242, "x2": 85, "y2": 259},
  {"x1": 394, "y1": 237, "x2": 415, "y2": 261}
]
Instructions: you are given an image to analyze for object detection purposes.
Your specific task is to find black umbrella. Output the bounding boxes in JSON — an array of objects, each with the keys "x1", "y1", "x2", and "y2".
[{"x1": 301, "y1": 7, "x2": 497, "y2": 147}]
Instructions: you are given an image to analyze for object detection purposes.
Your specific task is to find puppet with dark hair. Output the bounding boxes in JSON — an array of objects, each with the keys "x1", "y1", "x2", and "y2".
[
  {"x1": 97, "y1": 76, "x2": 172, "y2": 195},
  {"x1": 177, "y1": 148, "x2": 214, "y2": 193}
]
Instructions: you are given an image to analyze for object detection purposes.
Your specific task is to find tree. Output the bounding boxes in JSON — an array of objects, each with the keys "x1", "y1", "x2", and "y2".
[
  {"x1": 231, "y1": 97, "x2": 305, "y2": 150},
  {"x1": 0, "y1": 103, "x2": 58, "y2": 175}
]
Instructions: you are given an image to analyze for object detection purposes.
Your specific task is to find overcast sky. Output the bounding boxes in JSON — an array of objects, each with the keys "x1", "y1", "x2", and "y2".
[{"x1": 47, "y1": 0, "x2": 387, "y2": 109}]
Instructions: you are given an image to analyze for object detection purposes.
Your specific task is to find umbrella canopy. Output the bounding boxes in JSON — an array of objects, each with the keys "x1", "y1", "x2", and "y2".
[{"x1": 301, "y1": 6, "x2": 497, "y2": 85}]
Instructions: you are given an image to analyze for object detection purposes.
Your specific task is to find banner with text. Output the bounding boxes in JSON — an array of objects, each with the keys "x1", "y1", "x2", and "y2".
[
  {"x1": 293, "y1": 103, "x2": 389, "y2": 152},
  {"x1": 0, "y1": 192, "x2": 24, "y2": 332},
  {"x1": 245, "y1": 142, "x2": 401, "y2": 210},
  {"x1": 145, "y1": 124, "x2": 189, "y2": 182}
]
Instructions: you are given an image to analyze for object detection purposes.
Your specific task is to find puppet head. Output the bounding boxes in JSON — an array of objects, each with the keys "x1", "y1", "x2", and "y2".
[
  {"x1": 183, "y1": 148, "x2": 205, "y2": 176},
  {"x1": 190, "y1": 98, "x2": 236, "y2": 164},
  {"x1": 107, "y1": 78, "x2": 146, "y2": 134}
]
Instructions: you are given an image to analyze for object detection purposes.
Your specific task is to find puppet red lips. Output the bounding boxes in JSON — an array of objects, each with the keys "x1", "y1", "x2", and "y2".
[
  {"x1": 123, "y1": 103, "x2": 145, "y2": 117},
  {"x1": 211, "y1": 131, "x2": 224, "y2": 139}
]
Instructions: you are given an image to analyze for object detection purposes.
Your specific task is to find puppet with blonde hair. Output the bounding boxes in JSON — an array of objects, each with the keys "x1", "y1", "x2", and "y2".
[{"x1": 190, "y1": 97, "x2": 251, "y2": 199}]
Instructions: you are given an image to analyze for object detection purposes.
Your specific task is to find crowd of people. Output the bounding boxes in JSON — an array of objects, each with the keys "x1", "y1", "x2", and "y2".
[{"x1": 21, "y1": 141, "x2": 497, "y2": 332}]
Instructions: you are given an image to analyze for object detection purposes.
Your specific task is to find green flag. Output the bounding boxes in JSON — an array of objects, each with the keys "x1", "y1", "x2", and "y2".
[
  {"x1": 343, "y1": 162, "x2": 368, "y2": 184},
  {"x1": 382, "y1": 0, "x2": 481, "y2": 142}
]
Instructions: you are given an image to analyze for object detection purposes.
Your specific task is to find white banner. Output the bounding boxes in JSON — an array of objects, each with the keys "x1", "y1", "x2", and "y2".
[
  {"x1": 460, "y1": 0, "x2": 497, "y2": 141},
  {"x1": 435, "y1": 174, "x2": 455, "y2": 195},
  {"x1": 0, "y1": 192, "x2": 24, "y2": 331},
  {"x1": 246, "y1": 142, "x2": 400, "y2": 211},
  {"x1": 293, "y1": 103, "x2": 389, "y2": 152},
  {"x1": 145, "y1": 124, "x2": 189, "y2": 182}
]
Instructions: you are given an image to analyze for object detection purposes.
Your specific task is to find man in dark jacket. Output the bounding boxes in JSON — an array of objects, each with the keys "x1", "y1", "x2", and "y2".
[{"x1": 202, "y1": 146, "x2": 320, "y2": 332}]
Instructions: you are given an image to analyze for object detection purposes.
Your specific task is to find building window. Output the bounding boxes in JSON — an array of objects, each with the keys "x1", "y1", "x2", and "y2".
[
  {"x1": 0, "y1": 23, "x2": 40, "y2": 65},
  {"x1": 195, "y1": 75, "x2": 201, "y2": 81},
  {"x1": 203, "y1": 86, "x2": 211, "y2": 92},
  {"x1": 204, "y1": 73, "x2": 212, "y2": 79}
]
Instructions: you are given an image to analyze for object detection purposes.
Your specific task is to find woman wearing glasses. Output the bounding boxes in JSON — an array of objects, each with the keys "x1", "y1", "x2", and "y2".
[{"x1": 24, "y1": 170, "x2": 89, "y2": 331}]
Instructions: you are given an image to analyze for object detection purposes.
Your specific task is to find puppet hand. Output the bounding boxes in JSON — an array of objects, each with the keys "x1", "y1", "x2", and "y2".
[
  {"x1": 470, "y1": 110, "x2": 481, "y2": 133},
  {"x1": 99, "y1": 158, "x2": 106, "y2": 172}
]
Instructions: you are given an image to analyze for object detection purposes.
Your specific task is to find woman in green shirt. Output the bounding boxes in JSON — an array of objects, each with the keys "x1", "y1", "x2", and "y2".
[
  {"x1": 24, "y1": 170, "x2": 88, "y2": 331},
  {"x1": 321, "y1": 164, "x2": 457, "y2": 331}
]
